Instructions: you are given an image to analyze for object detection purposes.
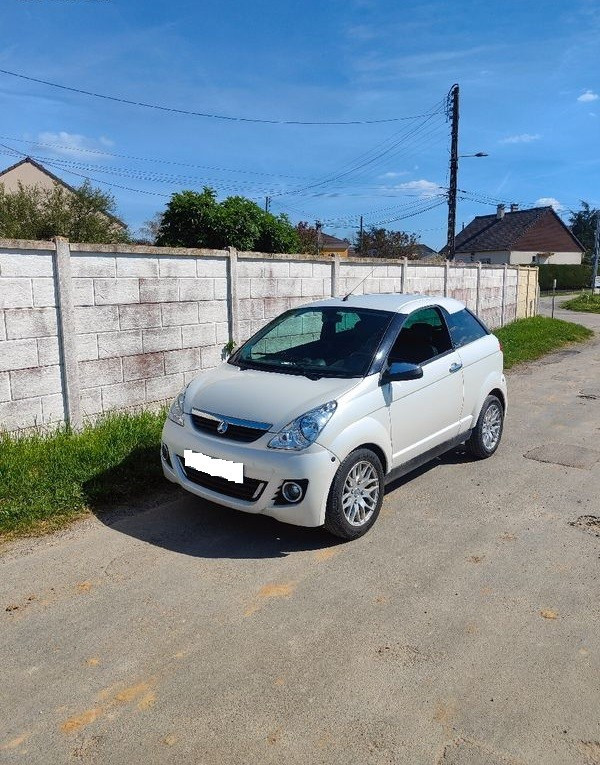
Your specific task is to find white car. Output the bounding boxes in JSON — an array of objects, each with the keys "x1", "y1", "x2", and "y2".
[{"x1": 161, "y1": 293, "x2": 507, "y2": 540}]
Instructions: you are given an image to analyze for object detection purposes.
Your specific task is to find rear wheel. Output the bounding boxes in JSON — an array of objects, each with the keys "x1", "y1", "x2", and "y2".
[
  {"x1": 466, "y1": 395, "x2": 504, "y2": 459},
  {"x1": 324, "y1": 448, "x2": 384, "y2": 540}
]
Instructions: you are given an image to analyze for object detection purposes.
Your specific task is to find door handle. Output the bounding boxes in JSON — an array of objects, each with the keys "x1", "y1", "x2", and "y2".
[{"x1": 449, "y1": 361, "x2": 463, "y2": 373}]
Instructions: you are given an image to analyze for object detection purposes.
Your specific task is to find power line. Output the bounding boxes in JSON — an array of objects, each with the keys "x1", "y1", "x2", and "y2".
[
  {"x1": 0, "y1": 134, "x2": 310, "y2": 180},
  {"x1": 0, "y1": 68, "x2": 443, "y2": 126},
  {"x1": 274, "y1": 109, "x2": 446, "y2": 198},
  {"x1": 19, "y1": 152, "x2": 278, "y2": 195}
]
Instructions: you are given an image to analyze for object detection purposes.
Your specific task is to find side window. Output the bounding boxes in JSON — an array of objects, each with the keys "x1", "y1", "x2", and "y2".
[
  {"x1": 389, "y1": 307, "x2": 452, "y2": 365},
  {"x1": 446, "y1": 309, "x2": 488, "y2": 348}
]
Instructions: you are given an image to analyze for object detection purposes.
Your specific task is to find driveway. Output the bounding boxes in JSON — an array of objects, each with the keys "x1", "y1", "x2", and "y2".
[{"x1": 1, "y1": 311, "x2": 599, "y2": 765}]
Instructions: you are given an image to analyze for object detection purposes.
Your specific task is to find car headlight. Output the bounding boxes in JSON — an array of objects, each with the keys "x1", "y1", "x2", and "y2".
[
  {"x1": 268, "y1": 401, "x2": 337, "y2": 450},
  {"x1": 168, "y1": 386, "x2": 188, "y2": 426}
]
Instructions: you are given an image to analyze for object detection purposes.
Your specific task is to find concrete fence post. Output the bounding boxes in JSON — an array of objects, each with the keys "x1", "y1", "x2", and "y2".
[
  {"x1": 227, "y1": 247, "x2": 239, "y2": 346},
  {"x1": 53, "y1": 237, "x2": 83, "y2": 431},
  {"x1": 476, "y1": 261, "x2": 482, "y2": 316},
  {"x1": 332, "y1": 255, "x2": 340, "y2": 297},
  {"x1": 401, "y1": 256, "x2": 408, "y2": 293},
  {"x1": 501, "y1": 264, "x2": 508, "y2": 326},
  {"x1": 444, "y1": 260, "x2": 449, "y2": 297}
]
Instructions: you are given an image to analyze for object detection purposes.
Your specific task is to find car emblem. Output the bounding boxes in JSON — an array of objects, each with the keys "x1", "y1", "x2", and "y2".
[{"x1": 216, "y1": 420, "x2": 229, "y2": 434}]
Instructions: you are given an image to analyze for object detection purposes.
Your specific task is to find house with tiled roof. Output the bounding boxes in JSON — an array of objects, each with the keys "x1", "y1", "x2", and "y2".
[
  {"x1": 446, "y1": 204, "x2": 584, "y2": 265},
  {"x1": 320, "y1": 232, "x2": 351, "y2": 257}
]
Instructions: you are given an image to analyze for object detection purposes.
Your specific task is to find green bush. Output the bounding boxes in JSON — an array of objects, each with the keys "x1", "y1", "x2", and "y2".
[{"x1": 537, "y1": 264, "x2": 592, "y2": 291}]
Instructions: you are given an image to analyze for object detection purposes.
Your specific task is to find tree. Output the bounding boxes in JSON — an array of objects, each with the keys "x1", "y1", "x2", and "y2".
[
  {"x1": 569, "y1": 201, "x2": 599, "y2": 264},
  {"x1": 0, "y1": 180, "x2": 130, "y2": 243},
  {"x1": 155, "y1": 187, "x2": 300, "y2": 252},
  {"x1": 355, "y1": 226, "x2": 420, "y2": 259},
  {"x1": 136, "y1": 212, "x2": 163, "y2": 245},
  {"x1": 295, "y1": 221, "x2": 319, "y2": 255}
]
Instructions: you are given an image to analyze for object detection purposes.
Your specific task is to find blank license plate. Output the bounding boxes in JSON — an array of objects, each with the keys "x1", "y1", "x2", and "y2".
[{"x1": 183, "y1": 450, "x2": 244, "y2": 484}]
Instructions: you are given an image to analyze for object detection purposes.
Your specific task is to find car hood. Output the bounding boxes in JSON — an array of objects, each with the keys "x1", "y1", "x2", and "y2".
[{"x1": 185, "y1": 362, "x2": 361, "y2": 432}]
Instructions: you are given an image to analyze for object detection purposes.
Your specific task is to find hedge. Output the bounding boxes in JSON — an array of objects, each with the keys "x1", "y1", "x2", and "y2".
[{"x1": 537, "y1": 264, "x2": 592, "y2": 291}]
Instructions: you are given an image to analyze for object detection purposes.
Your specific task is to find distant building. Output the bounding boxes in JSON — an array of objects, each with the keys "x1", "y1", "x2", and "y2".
[
  {"x1": 0, "y1": 156, "x2": 126, "y2": 231},
  {"x1": 411, "y1": 243, "x2": 439, "y2": 259},
  {"x1": 446, "y1": 204, "x2": 584, "y2": 265},
  {"x1": 320, "y1": 232, "x2": 351, "y2": 257}
]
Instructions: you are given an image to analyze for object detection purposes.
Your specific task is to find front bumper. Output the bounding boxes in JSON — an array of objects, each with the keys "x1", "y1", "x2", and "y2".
[{"x1": 161, "y1": 416, "x2": 341, "y2": 527}]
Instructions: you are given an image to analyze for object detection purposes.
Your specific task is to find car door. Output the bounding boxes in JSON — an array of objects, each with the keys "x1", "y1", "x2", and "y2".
[
  {"x1": 444, "y1": 307, "x2": 501, "y2": 434},
  {"x1": 384, "y1": 306, "x2": 464, "y2": 468}
]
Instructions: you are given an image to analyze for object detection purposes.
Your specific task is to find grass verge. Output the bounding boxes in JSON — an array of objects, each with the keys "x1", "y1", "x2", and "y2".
[
  {"x1": 561, "y1": 293, "x2": 600, "y2": 313},
  {"x1": 0, "y1": 408, "x2": 168, "y2": 539},
  {"x1": 495, "y1": 316, "x2": 593, "y2": 369}
]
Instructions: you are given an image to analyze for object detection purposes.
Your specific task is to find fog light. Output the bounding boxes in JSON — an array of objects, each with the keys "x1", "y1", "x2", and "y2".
[
  {"x1": 161, "y1": 442, "x2": 172, "y2": 468},
  {"x1": 281, "y1": 481, "x2": 303, "y2": 503}
]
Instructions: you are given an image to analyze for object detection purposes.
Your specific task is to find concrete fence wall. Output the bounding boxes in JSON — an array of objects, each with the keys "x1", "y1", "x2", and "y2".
[{"x1": 0, "y1": 238, "x2": 538, "y2": 432}]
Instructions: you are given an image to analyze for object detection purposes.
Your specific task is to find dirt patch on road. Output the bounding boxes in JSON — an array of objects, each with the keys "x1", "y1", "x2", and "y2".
[{"x1": 569, "y1": 515, "x2": 600, "y2": 537}]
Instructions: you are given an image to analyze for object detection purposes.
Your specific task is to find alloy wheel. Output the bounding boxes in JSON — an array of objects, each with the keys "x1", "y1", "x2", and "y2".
[
  {"x1": 341, "y1": 460, "x2": 380, "y2": 527},
  {"x1": 481, "y1": 402, "x2": 502, "y2": 451}
]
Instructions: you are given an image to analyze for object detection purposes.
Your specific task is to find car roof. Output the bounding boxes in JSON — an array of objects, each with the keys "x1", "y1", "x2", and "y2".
[{"x1": 306, "y1": 292, "x2": 465, "y2": 315}]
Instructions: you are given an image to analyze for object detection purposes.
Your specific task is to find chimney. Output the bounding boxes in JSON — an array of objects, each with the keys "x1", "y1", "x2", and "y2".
[
  {"x1": 496, "y1": 204, "x2": 505, "y2": 219},
  {"x1": 510, "y1": 203, "x2": 519, "y2": 212}
]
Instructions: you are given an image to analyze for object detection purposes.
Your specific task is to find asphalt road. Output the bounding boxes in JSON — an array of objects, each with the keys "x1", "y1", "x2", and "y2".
[{"x1": 1, "y1": 302, "x2": 599, "y2": 765}]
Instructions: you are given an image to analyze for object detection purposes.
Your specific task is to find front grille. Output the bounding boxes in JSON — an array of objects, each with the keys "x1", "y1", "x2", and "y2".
[
  {"x1": 191, "y1": 410, "x2": 271, "y2": 443},
  {"x1": 178, "y1": 457, "x2": 266, "y2": 502}
]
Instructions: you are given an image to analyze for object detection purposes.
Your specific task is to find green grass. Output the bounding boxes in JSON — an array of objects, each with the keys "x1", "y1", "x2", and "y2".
[
  {"x1": 561, "y1": 293, "x2": 600, "y2": 313},
  {"x1": 495, "y1": 316, "x2": 593, "y2": 369},
  {"x1": 0, "y1": 408, "x2": 168, "y2": 538}
]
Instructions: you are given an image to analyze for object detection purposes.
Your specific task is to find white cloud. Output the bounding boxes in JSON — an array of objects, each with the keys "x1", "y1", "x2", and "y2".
[
  {"x1": 390, "y1": 179, "x2": 443, "y2": 198},
  {"x1": 36, "y1": 131, "x2": 114, "y2": 158},
  {"x1": 499, "y1": 133, "x2": 541, "y2": 144},
  {"x1": 379, "y1": 170, "x2": 409, "y2": 179},
  {"x1": 535, "y1": 197, "x2": 564, "y2": 212},
  {"x1": 577, "y1": 90, "x2": 599, "y2": 102}
]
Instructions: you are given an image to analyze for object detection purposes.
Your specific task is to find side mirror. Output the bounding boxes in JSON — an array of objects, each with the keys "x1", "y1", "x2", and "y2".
[{"x1": 381, "y1": 361, "x2": 423, "y2": 384}]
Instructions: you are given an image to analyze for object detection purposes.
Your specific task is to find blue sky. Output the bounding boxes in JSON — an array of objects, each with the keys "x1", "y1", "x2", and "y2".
[{"x1": 1, "y1": 0, "x2": 598, "y2": 249}]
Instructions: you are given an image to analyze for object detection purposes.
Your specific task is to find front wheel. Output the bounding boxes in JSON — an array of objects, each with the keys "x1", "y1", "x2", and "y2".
[
  {"x1": 324, "y1": 448, "x2": 384, "y2": 540},
  {"x1": 466, "y1": 395, "x2": 504, "y2": 459}
]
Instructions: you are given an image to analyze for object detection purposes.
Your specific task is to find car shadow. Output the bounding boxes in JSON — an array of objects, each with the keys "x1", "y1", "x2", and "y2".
[
  {"x1": 87, "y1": 446, "x2": 471, "y2": 561},
  {"x1": 86, "y1": 449, "x2": 340, "y2": 560},
  {"x1": 384, "y1": 446, "x2": 473, "y2": 494}
]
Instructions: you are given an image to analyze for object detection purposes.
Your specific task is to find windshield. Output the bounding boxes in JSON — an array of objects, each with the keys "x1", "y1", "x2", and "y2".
[{"x1": 230, "y1": 306, "x2": 393, "y2": 379}]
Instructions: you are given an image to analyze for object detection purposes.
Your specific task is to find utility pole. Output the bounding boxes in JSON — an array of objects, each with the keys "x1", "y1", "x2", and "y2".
[
  {"x1": 264, "y1": 196, "x2": 271, "y2": 213},
  {"x1": 315, "y1": 220, "x2": 322, "y2": 258},
  {"x1": 591, "y1": 212, "x2": 600, "y2": 294},
  {"x1": 359, "y1": 215, "x2": 364, "y2": 255},
  {"x1": 446, "y1": 83, "x2": 459, "y2": 261}
]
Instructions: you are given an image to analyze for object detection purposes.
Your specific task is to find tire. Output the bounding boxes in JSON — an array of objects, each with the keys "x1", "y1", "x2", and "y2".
[
  {"x1": 324, "y1": 448, "x2": 384, "y2": 540},
  {"x1": 466, "y1": 395, "x2": 504, "y2": 460}
]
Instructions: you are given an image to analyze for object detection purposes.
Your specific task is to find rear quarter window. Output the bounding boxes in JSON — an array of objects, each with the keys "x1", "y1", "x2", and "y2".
[{"x1": 447, "y1": 309, "x2": 488, "y2": 348}]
